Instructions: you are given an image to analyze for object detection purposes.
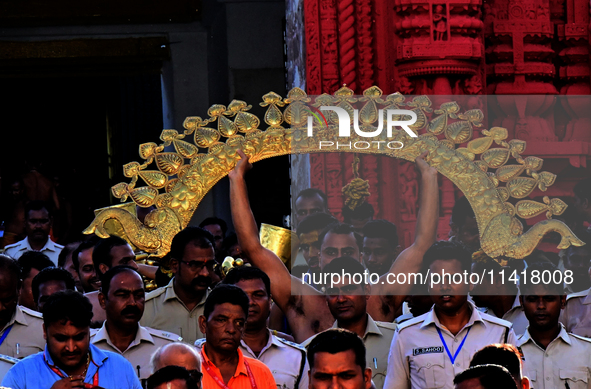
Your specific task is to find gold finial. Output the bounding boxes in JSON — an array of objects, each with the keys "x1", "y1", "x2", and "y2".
[{"x1": 341, "y1": 155, "x2": 370, "y2": 211}]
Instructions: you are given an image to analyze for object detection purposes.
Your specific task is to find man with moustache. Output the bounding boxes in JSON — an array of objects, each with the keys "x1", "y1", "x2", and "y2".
[
  {"x1": 229, "y1": 150, "x2": 439, "y2": 342},
  {"x1": 197, "y1": 284, "x2": 276, "y2": 389},
  {"x1": 384, "y1": 241, "x2": 516, "y2": 389},
  {"x1": 0, "y1": 254, "x2": 45, "y2": 359},
  {"x1": 91, "y1": 266, "x2": 181, "y2": 380},
  {"x1": 307, "y1": 329, "x2": 372, "y2": 389},
  {"x1": 217, "y1": 266, "x2": 308, "y2": 389},
  {"x1": 2, "y1": 290, "x2": 142, "y2": 389},
  {"x1": 141, "y1": 227, "x2": 215, "y2": 344},
  {"x1": 72, "y1": 240, "x2": 101, "y2": 293},
  {"x1": 5, "y1": 201, "x2": 63, "y2": 265},
  {"x1": 517, "y1": 262, "x2": 591, "y2": 389},
  {"x1": 301, "y1": 257, "x2": 396, "y2": 389},
  {"x1": 86, "y1": 236, "x2": 143, "y2": 326}
]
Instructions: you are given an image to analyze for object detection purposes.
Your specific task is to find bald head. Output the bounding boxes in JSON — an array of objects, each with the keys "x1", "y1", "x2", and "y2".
[{"x1": 151, "y1": 343, "x2": 202, "y2": 374}]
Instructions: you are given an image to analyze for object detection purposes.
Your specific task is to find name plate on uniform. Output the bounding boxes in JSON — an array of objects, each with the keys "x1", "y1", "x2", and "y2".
[{"x1": 413, "y1": 347, "x2": 444, "y2": 356}]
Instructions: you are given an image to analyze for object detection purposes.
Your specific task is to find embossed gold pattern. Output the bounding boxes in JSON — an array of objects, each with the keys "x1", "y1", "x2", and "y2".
[{"x1": 83, "y1": 86, "x2": 584, "y2": 259}]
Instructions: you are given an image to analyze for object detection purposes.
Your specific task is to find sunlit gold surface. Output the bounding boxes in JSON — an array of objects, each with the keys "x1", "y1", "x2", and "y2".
[
  {"x1": 84, "y1": 86, "x2": 583, "y2": 259},
  {"x1": 260, "y1": 223, "x2": 294, "y2": 267}
]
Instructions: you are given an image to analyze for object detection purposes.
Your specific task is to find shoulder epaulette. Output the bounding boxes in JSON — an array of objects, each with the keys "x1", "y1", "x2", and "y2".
[
  {"x1": 570, "y1": 333, "x2": 591, "y2": 344},
  {"x1": 148, "y1": 328, "x2": 182, "y2": 342},
  {"x1": 397, "y1": 315, "x2": 424, "y2": 331},
  {"x1": 145, "y1": 286, "x2": 167, "y2": 301},
  {"x1": 3, "y1": 242, "x2": 18, "y2": 250},
  {"x1": 376, "y1": 321, "x2": 398, "y2": 331},
  {"x1": 275, "y1": 336, "x2": 306, "y2": 351},
  {"x1": 20, "y1": 306, "x2": 43, "y2": 319},
  {"x1": 480, "y1": 311, "x2": 513, "y2": 328},
  {"x1": 566, "y1": 288, "x2": 589, "y2": 301}
]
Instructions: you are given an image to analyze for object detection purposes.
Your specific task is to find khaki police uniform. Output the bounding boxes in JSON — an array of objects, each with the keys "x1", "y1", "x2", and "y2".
[
  {"x1": 301, "y1": 314, "x2": 396, "y2": 389},
  {"x1": 561, "y1": 287, "x2": 591, "y2": 337},
  {"x1": 0, "y1": 306, "x2": 45, "y2": 358},
  {"x1": 4, "y1": 237, "x2": 63, "y2": 266},
  {"x1": 518, "y1": 324, "x2": 591, "y2": 389},
  {"x1": 384, "y1": 302, "x2": 516, "y2": 389},
  {"x1": 476, "y1": 294, "x2": 528, "y2": 336},
  {"x1": 196, "y1": 330, "x2": 309, "y2": 389},
  {"x1": 90, "y1": 322, "x2": 181, "y2": 379},
  {"x1": 140, "y1": 279, "x2": 209, "y2": 345},
  {"x1": 0, "y1": 354, "x2": 18, "y2": 382}
]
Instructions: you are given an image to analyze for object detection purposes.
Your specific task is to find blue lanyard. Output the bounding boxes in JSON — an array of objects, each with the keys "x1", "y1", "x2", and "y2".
[
  {"x1": 436, "y1": 326, "x2": 471, "y2": 364},
  {"x1": 0, "y1": 325, "x2": 13, "y2": 347}
]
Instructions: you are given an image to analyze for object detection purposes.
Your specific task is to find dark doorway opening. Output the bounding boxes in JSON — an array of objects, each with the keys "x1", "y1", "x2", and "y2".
[{"x1": 0, "y1": 72, "x2": 163, "y2": 245}]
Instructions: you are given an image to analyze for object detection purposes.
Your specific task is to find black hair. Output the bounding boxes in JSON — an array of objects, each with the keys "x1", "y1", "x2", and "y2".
[
  {"x1": 32, "y1": 267, "x2": 76, "y2": 304},
  {"x1": 72, "y1": 237, "x2": 100, "y2": 272},
  {"x1": 170, "y1": 227, "x2": 215, "y2": 262},
  {"x1": 453, "y1": 364, "x2": 518, "y2": 389},
  {"x1": 57, "y1": 242, "x2": 81, "y2": 268},
  {"x1": 322, "y1": 256, "x2": 367, "y2": 286},
  {"x1": 519, "y1": 262, "x2": 564, "y2": 296},
  {"x1": 296, "y1": 213, "x2": 338, "y2": 236},
  {"x1": 296, "y1": 188, "x2": 328, "y2": 209},
  {"x1": 221, "y1": 266, "x2": 271, "y2": 297},
  {"x1": 147, "y1": 365, "x2": 199, "y2": 389},
  {"x1": 17, "y1": 251, "x2": 54, "y2": 279},
  {"x1": 199, "y1": 217, "x2": 228, "y2": 237},
  {"x1": 423, "y1": 240, "x2": 472, "y2": 273},
  {"x1": 220, "y1": 233, "x2": 239, "y2": 258},
  {"x1": 574, "y1": 178, "x2": 591, "y2": 204},
  {"x1": 342, "y1": 202, "x2": 375, "y2": 223},
  {"x1": 450, "y1": 196, "x2": 475, "y2": 230},
  {"x1": 318, "y1": 223, "x2": 363, "y2": 253},
  {"x1": 307, "y1": 329, "x2": 366, "y2": 370},
  {"x1": 362, "y1": 219, "x2": 399, "y2": 248},
  {"x1": 470, "y1": 344, "x2": 523, "y2": 381},
  {"x1": 42, "y1": 290, "x2": 93, "y2": 328},
  {"x1": 203, "y1": 284, "x2": 249, "y2": 320},
  {"x1": 24, "y1": 200, "x2": 52, "y2": 219},
  {"x1": 92, "y1": 236, "x2": 130, "y2": 275},
  {"x1": 0, "y1": 254, "x2": 21, "y2": 281},
  {"x1": 100, "y1": 265, "x2": 141, "y2": 296}
]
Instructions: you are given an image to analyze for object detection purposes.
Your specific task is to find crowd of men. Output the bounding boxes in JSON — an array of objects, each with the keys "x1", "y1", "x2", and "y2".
[{"x1": 0, "y1": 150, "x2": 590, "y2": 389}]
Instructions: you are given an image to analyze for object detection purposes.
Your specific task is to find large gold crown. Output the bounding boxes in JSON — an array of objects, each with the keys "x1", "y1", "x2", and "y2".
[{"x1": 83, "y1": 86, "x2": 584, "y2": 259}]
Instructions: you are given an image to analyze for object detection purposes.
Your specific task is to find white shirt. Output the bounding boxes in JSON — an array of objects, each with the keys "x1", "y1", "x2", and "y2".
[
  {"x1": 518, "y1": 324, "x2": 591, "y2": 389},
  {"x1": 4, "y1": 237, "x2": 63, "y2": 265},
  {"x1": 384, "y1": 302, "x2": 516, "y2": 389}
]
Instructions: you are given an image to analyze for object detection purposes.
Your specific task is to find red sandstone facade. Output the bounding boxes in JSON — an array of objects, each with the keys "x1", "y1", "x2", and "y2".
[{"x1": 304, "y1": 0, "x2": 591, "y2": 248}]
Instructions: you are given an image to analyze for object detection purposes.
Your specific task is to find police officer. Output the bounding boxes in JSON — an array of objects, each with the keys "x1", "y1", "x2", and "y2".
[
  {"x1": 518, "y1": 262, "x2": 591, "y2": 389},
  {"x1": 141, "y1": 227, "x2": 215, "y2": 344},
  {"x1": 0, "y1": 254, "x2": 45, "y2": 358},
  {"x1": 205, "y1": 266, "x2": 309, "y2": 389},
  {"x1": 91, "y1": 266, "x2": 181, "y2": 379},
  {"x1": 301, "y1": 257, "x2": 396, "y2": 389},
  {"x1": 384, "y1": 242, "x2": 516, "y2": 389}
]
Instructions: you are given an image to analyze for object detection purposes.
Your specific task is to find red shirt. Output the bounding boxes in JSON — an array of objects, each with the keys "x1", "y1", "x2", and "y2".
[{"x1": 201, "y1": 345, "x2": 277, "y2": 389}]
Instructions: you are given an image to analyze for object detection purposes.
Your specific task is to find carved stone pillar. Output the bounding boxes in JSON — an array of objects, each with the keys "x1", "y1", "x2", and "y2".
[{"x1": 392, "y1": 0, "x2": 485, "y2": 96}]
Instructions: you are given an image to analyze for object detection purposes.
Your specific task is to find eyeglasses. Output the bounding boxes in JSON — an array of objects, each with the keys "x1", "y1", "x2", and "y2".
[{"x1": 178, "y1": 259, "x2": 216, "y2": 272}]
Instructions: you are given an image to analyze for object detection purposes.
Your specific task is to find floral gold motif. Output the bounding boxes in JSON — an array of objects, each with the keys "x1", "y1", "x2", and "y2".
[{"x1": 84, "y1": 86, "x2": 584, "y2": 259}]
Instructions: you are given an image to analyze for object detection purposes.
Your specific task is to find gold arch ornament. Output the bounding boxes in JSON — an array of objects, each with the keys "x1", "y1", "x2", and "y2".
[{"x1": 83, "y1": 86, "x2": 584, "y2": 259}]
